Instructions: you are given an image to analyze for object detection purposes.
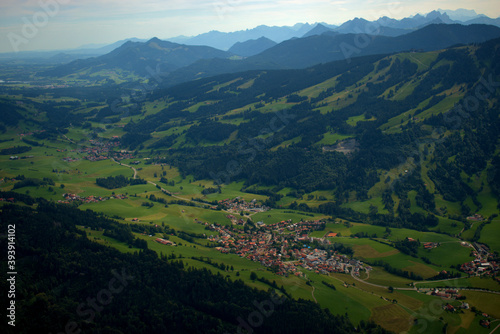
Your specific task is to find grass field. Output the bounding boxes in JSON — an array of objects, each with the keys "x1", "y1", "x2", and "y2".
[
  {"x1": 460, "y1": 291, "x2": 500, "y2": 318},
  {"x1": 251, "y1": 209, "x2": 324, "y2": 224},
  {"x1": 365, "y1": 267, "x2": 414, "y2": 288},
  {"x1": 479, "y1": 219, "x2": 500, "y2": 253},
  {"x1": 417, "y1": 242, "x2": 474, "y2": 268},
  {"x1": 341, "y1": 197, "x2": 389, "y2": 214}
]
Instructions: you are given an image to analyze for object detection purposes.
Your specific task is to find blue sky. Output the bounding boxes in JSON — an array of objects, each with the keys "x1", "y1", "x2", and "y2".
[{"x1": 1, "y1": 0, "x2": 499, "y2": 53}]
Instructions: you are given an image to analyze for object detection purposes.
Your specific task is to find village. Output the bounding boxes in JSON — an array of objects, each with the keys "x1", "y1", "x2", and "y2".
[
  {"x1": 218, "y1": 197, "x2": 270, "y2": 214},
  {"x1": 58, "y1": 192, "x2": 128, "y2": 204},
  {"x1": 79, "y1": 139, "x2": 126, "y2": 161},
  {"x1": 49, "y1": 138, "x2": 136, "y2": 163},
  {"x1": 203, "y1": 218, "x2": 365, "y2": 277},
  {"x1": 459, "y1": 242, "x2": 499, "y2": 277}
]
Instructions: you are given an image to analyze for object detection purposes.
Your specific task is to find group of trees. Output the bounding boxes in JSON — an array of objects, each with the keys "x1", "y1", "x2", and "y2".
[
  {"x1": 0, "y1": 145, "x2": 31, "y2": 155},
  {"x1": 394, "y1": 238, "x2": 420, "y2": 257},
  {"x1": 96, "y1": 175, "x2": 147, "y2": 189},
  {"x1": 12, "y1": 176, "x2": 55, "y2": 190}
]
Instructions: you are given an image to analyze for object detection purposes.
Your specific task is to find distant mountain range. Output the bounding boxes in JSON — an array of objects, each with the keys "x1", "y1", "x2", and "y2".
[
  {"x1": 249, "y1": 24, "x2": 500, "y2": 68},
  {"x1": 166, "y1": 10, "x2": 500, "y2": 50},
  {"x1": 42, "y1": 23, "x2": 500, "y2": 87},
  {"x1": 166, "y1": 23, "x2": 335, "y2": 51},
  {"x1": 156, "y1": 23, "x2": 500, "y2": 88},
  {"x1": 3, "y1": 8, "x2": 499, "y2": 63}
]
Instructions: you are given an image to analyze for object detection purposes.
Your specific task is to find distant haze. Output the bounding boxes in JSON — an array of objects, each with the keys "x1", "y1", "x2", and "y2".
[{"x1": 1, "y1": 0, "x2": 499, "y2": 53}]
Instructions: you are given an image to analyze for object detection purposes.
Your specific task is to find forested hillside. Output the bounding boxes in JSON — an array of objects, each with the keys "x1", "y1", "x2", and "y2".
[
  {"x1": 89, "y1": 38, "x2": 498, "y2": 232},
  {"x1": 0, "y1": 200, "x2": 386, "y2": 334}
]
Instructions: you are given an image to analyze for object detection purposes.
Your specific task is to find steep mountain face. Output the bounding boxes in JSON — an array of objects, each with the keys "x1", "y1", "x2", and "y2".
[
  {"x1": 43, "y1": 38, "x2": 231, "y2": 77},
  {"x1": 332, "y1": 18, "x2": 408, "y2": 37},
  {"x1": 376, "y1": 10, "x2": 455, "y2": 29},
  {"x1": 228, "y1": 37, "x2": 277, "y2": 57},
  {"x1": 438, "y1": 8, "x2": 481, "y2": 21}
]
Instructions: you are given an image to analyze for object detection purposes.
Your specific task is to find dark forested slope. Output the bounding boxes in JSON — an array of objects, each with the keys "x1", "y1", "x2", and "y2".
[{"x1": 0, "y1": 201, "x2": 387, "y2": 334}]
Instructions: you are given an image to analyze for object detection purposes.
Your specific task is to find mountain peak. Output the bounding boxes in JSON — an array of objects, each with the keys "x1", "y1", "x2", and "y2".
[
  {"x1": 302, "y1": 23, "x2": 335, "y2": 38},
  {"x1": 228, "y1": 36, "x2": 277, "y2": 57},
  {"x1": 438, "y1": 8, "x2": 480, "y2": 21},
  {"x1": 147, "y1": 37, "x2": 162, "y2": 43}
]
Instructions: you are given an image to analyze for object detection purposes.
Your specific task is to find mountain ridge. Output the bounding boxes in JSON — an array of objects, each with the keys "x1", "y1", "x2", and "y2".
[
  {"x1": 42, "y1": 37, "x2": 232, "y2": 78},
  {"x1": 156, "y1": 23, "x2": 500, "y2": 88}
]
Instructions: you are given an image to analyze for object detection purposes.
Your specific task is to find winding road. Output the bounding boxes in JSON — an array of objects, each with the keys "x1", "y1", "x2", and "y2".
[
  {"x1": 112, "y1": 159, "x2": 138, "y2": 179},
  {"x1": 350, "y1": 270, "x2": 500, "y2": 295},
  {"x1": 112, "y1": 158, "x2": 211, "y2": 208},
  {"x1": 311, "y1": 285, "x2": 317, "y2": 303}
]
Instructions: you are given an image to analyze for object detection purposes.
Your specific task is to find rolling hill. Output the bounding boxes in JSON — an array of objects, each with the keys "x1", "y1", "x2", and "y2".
[{"x1": 42, "y1": 37, "x2": 232, "y2": 78}]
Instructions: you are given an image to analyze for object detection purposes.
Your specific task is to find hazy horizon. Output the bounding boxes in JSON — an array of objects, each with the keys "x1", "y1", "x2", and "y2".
[{"x1": 1, "y1": 0, "x2": 500, "y2": 53}]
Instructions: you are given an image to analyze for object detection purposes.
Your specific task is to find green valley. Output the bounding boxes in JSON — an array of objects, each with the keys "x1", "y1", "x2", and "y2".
[{"x1": 1, "y1": 32, "x2": 500, "y2": 334}]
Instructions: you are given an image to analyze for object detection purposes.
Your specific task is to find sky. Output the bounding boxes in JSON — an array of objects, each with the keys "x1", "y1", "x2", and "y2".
[{"x1": 1, "y1": 0, "x2": 499, "y2": 53}]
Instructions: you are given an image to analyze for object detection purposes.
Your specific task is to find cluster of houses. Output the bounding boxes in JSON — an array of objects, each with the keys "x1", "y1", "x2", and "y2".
[
  {"x1": 431, "y1": 288, "x2": 463, "y2": 300},
  {"x1": 58, "y1": 193, "x2": 128, "y2": 204},
  {"x1": 155, "y1": 238, "x2": 176, "y2": 246},
  {"x1": 19, "y1": 130, "x2": 44, "y2": 137},
  {"x1": 291, "y1": 248, "x2": 364, "y2": 276},
  {"x1": 204, "y1": 218, "x2": 365, "y2": 277},
  {"x1": 480, "y1": 316, "x2": 492, "y2": 328},
  {"x1": 218, "y1": 197, "x2": 270, "y2": 214},
  {"x1": 459, "y1": 242, "x2": 498, "y2": 277},
  {"x1": 460, "y1": 259, "x2": 498, "y2": 276},
  {"x1": 423, "y1": 242, "x2": 439, "y2": 249},
  {"x1": 78, "y1": 139, "x2": 124, "y2": 161},
  {"x1": 466, "y1": 213, "x2": 484, "y2": 221}
]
